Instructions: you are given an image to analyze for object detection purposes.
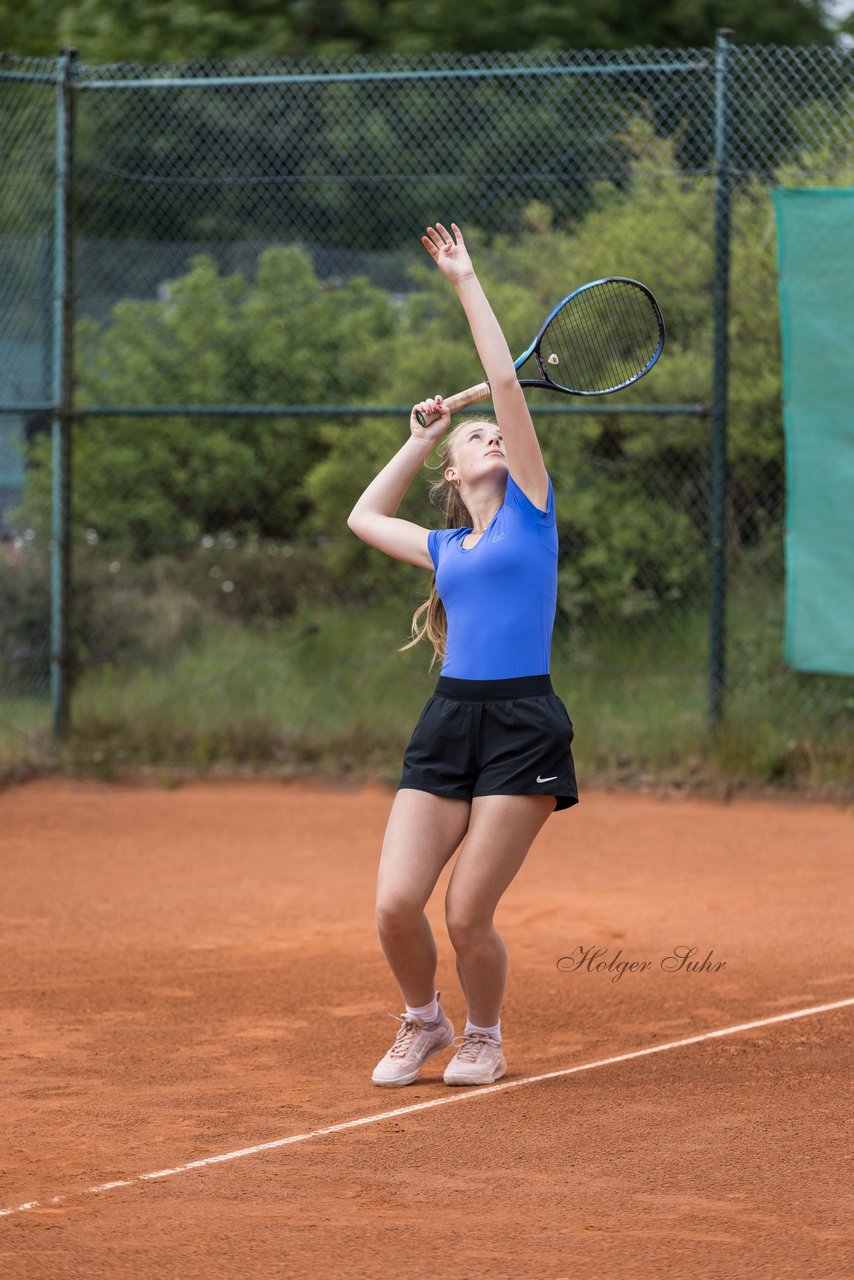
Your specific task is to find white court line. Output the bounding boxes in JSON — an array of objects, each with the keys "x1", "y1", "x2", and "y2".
[{"x1": 3, "y1": 995, "x2": 852, "y2": 1221}]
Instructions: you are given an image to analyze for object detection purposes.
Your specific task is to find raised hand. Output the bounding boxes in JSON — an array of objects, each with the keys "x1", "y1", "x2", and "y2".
[
  {"x1": 410, "y1": 393, "x2": 450, "y2": 441},
  {"x1": 421, "y1": 222, "x2": 475, "y2": 285}
]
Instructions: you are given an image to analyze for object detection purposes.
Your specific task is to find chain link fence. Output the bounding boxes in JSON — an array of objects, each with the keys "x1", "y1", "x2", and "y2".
[{"x1": 1, "y1": 41, "x2": 852, "y2": 787}]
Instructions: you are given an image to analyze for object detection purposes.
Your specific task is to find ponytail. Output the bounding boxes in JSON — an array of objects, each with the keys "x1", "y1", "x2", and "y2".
[{"x1": 398, "y1": 418, "x2": 495, "y2": 668}]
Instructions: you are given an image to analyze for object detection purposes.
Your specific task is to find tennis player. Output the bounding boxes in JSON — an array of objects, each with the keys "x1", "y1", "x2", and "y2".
[{"x1": 347, "y1": 222, "x2": 578, "y2": 1088}]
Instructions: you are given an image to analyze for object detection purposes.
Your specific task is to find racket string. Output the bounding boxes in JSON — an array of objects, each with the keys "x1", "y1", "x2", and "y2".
[
  {"x1": 541, "y1": 280, "x2": 661, "y2": 394},
  {"x1": 547, "y1": 294, "x2": 613, "y2": 390},
  {"x1": 551, "y1": 303, "x2": 603, "y2": 390},
  {"x1": 591, "y1": 284, "x2": 640, "y2": 387}
]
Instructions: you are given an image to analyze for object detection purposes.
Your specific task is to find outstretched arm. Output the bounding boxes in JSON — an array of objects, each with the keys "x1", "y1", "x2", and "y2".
[{"x1": 422, "y1": 222, "x2": 549, "y2": 511}]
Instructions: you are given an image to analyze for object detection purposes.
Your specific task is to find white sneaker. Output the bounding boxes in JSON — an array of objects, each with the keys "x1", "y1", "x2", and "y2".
[
  {"x1": 443, "y1": 1031, "x2": 507, "y2": 1086},
  {"x1": 371, "y1": 991, "x2": 455, "y2": 1087}
]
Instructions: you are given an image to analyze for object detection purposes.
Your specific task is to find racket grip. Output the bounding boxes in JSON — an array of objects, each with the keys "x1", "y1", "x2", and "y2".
[{"x1": 415, "y1": 380, "x2": 491, "y2": 427}]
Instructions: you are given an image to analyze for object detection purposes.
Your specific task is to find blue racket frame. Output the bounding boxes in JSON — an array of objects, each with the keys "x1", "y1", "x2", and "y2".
[{"x1": 515, "y1": 276, "x2": 666, "y2": 396}]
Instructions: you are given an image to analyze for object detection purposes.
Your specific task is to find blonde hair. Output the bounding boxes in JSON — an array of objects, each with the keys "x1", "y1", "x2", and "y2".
[{"x1": 398, "y1": 416, "x2": 501, "y2": 670}]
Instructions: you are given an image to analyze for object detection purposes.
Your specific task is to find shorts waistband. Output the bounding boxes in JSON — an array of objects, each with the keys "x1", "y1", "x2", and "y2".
[{"x1": 434, "y1": 674, "x2": 554, "y2": 701}]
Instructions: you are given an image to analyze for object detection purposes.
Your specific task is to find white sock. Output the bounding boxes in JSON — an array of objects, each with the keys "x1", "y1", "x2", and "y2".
[
  {"x1": 465, "y1": 1017, "x2": 501, "y2": 1043},
  {"x1": 405, "y1": 994, "x2": 440, "y2": 1025}
]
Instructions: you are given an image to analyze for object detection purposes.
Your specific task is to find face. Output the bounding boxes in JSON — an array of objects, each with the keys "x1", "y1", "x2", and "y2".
[{"x1": 446, "y1": 422, "x2": 507, "y2": 488}]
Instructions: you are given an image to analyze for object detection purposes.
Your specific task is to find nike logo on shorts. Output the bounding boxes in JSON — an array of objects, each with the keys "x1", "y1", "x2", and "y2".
[{"x1": 537, "y1": 774, "x2": 558, "y2": 783}]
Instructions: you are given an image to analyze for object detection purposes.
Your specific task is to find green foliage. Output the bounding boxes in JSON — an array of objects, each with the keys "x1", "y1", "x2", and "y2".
[
  {"x1": 0, "y1": 0, "x2": 836, "y2": 62},
  {"x1": 0, "y1": 536, "x2": 329, "y2": 695},
  {"x1": 775, "y1": 88, "x2": 854, "y2": 186},
  {"x1": 2, "y1": 43, "x2": 847, "y2": 262},
  {"x1": 61, "y1": 72, "x2": 609, "y2": 250},
  {"x1": 307, "y1": 121, "x2": 777, "y2": 624},
  {"x1": 0, "y1": 544, "x2": 50, "y2": 695},
  {"x1": 18, "y1": 246, "x2": 396, "y2": 556},
  {"x1": 11, "y1": 116, "x2": 845, "y2": 630}
]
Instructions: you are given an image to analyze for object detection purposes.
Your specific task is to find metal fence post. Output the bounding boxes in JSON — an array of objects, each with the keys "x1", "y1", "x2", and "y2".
[
  {"x1": 50, "y1": 47, "x2": 77, "y2": 741},
  {"x1": 709, "y1": 28, "x2": 733, "y2": 731}
]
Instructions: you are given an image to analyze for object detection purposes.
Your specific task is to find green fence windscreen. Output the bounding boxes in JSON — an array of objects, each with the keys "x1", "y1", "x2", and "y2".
[{"x1": 774, "y1": 188, "x2": 854, "y2": 677}]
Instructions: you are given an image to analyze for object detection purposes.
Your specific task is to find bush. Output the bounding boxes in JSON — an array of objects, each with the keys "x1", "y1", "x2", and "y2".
[
  {"x1": 0, "y1": 541, "x2": 51, "y2": 694},
  {"x1": 0, "y1": 535, "x2": 339, "y2": 693}
]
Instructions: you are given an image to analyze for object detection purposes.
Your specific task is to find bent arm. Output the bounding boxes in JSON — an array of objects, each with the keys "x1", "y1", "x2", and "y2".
[{"x1": 346, "y1": 434, "x2": 435, "y2": 571}]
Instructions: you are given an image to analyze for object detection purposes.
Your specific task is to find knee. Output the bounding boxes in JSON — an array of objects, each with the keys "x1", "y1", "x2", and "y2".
[
  {"x1": 375, "y1": 895, "x2": 424, "y2": 936},
  {"x1": 445, "y1": 903, "x2": 493, "y2": 949}
]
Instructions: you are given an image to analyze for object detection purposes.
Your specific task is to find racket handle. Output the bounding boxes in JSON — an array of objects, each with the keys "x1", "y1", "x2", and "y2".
[{"x1": 415, "y1": 380, "x2": 491, "y2": 427}]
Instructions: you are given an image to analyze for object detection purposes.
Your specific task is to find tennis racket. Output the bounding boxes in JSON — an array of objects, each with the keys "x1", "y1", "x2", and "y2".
[{"x1": 415, "y1": 277, "x2": 665, "y2": 426}]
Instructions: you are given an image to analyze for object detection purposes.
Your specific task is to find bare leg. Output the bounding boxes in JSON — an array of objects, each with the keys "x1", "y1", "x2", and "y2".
[
  {"x1": 375, "y1": 788, "x2": 471, "y2": 1008},
  {"x1": 455, "y1": 951, "x2": 471, "y2": 1011},
  {"x1": 445, "y1": 794, "x2": 555, "y2": 1026}
]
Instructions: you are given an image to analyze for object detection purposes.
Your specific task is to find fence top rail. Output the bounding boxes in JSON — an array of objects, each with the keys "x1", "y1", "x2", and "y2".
[
  {"x1": 0, "y1": 53, "x2": 57, "y2": 83},
  {"x1": 2, "y1": 41, "x2": 850, "y2": 90},
  {"x1": 0, "y1": 69, "x2": 56, "y2": 84},
  {"x1": 75, "y1": 61, "x2": 717, "y2": 91}
]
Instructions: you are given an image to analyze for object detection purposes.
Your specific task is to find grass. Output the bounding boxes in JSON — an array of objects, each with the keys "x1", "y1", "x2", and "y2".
[
  {"x1": 0, "y1": 693, "x2": 55, "y2": 777},
  {"x1": 1, "y1": 584, "x2": 851, "y2": 794},
  {"x1": 53, "y1": 596, "x2": 438, "y2": 775}
]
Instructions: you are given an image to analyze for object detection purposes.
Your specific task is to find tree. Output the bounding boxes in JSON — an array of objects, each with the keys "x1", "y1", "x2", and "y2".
[
  {"x1": 17, "y1": 246, "x2": 396, "y2": 556},
  {"x1": 0, "y1": 0, "x2": 837, "y2": 65},
  {"x1": 13, "y1": 99, "x2": 854, "y2": 621},
  {"x1": 307, "y1": 113, "x2": 849, "y2": 625}
]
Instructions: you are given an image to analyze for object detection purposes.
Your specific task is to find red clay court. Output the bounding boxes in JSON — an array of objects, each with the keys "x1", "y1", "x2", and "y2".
[{"x1": 1, "y1": 776, "x2": 852, "y2": 1278}]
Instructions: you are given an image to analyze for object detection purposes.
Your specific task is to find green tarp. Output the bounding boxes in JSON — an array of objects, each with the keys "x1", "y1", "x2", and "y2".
[{"x1": 773, "y1": 188, "x2": 854, "y2": 676}]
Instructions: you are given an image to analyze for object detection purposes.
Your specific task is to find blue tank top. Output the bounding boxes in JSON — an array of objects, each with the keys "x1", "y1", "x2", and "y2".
[{"x1": 427, "y1": 470, "x2": 558, "y2": 679}]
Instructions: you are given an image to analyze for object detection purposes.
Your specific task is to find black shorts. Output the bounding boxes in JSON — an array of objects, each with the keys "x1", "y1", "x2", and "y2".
[{"x1": 398, "y1": 673, "x2": 579, "y2": 813}]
